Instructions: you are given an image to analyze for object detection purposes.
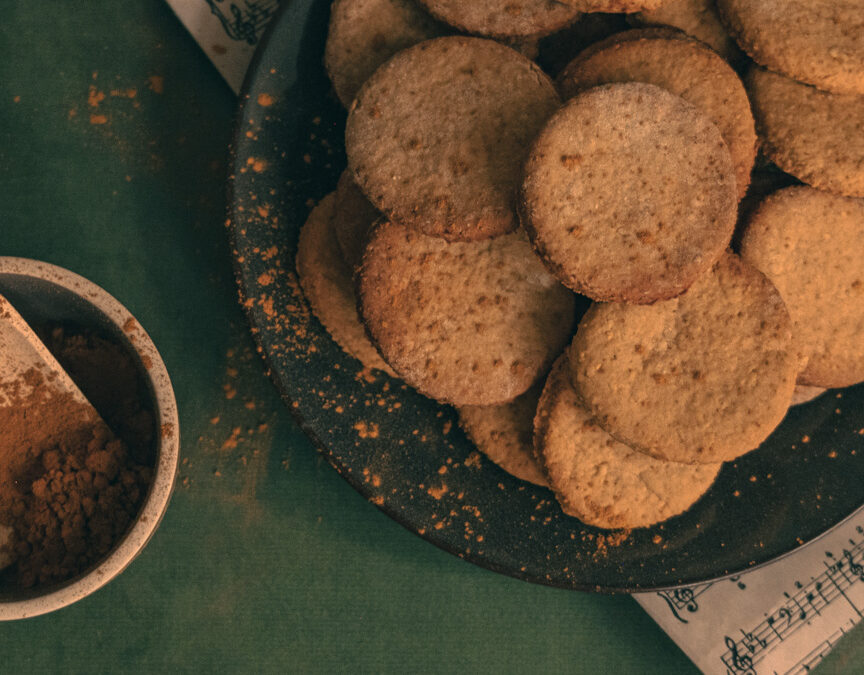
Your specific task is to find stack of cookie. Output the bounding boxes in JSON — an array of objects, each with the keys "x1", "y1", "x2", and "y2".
[{"x1": 297, "y1": 0, "x2": 864, "y2": 531}]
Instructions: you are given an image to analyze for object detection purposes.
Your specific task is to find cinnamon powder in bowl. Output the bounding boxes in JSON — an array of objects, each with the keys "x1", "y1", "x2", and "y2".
[{"x1": 0, "y1": 258, "x2": 179, "y2": 619}]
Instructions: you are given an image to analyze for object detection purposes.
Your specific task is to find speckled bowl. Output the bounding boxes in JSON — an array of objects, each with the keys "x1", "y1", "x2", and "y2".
[{"x1": 0, "y1": 257, "x2": 179, "y2": 620}]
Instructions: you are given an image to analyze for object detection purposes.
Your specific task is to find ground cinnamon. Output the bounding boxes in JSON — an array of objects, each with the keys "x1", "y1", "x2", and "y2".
[{"x1": 0, "y1": 323, "x2": 155, "y2": 588}]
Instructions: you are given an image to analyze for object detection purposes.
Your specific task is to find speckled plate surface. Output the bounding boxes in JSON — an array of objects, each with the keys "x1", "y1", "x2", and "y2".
[{"x1": 228, "y1": 0, "x2": 864, "y2": 592}]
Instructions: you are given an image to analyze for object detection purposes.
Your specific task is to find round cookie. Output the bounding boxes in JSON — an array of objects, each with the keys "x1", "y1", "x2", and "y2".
[
  {"x1": 746, "y1": 67, "x2": 864, "y2": 199},
  {"x1": 458, "y1": 381, "x2": 548, "y2": 487},
  {"x1": 630, "y1": 0, "x2": 743, "y2": 64},
  {"x1": 357, "y1": 220, "x2": 575, "y2": 406},
  {"x1": 739, "y1": 186, "x2": 864, "y2": 388},
  {"x1": 324, "y1": 0, "x2": 448, "y2": 107},
  {"x1": 520, "y1": 82, "x2": 737, "y2": 304},
  {"x1": 535, "y1": 355, "x2": 721, "y2": 529},
  {"x1": 416, "y1": 0, "x2": 580, "y2": 40},
  {"x1": 717, "y1": 0, "x2": 864, "y2": 95},
  {"x1": 562, "y1": 0, "x2": 667, "y2": 12},
  {"x1": 346, "y1": 37, "x2": 560, "y2": 242},
  {"x1": 557, "y1": 30, "x2": 756, "y2": 200},
  {"x1": 569, "y1": 253, "x2": 799, "y2": 465},
  {"x1": 295, "y1": 193, "x2": 394, "y2": 375},
  {"x1": 333, "y1": 170, "x2": 380, "y2": 270}
]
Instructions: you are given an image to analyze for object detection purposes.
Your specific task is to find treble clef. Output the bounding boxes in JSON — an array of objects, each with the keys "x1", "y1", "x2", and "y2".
[
  {"x1": 724, "y1": 636, "x2": 756, "y2": 674},
  {"x1": 844, "y1": 549, "x2": 864, "y2": 581}
]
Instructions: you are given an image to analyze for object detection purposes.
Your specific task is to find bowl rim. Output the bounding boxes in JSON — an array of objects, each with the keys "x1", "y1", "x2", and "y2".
[{"x1": 0, "y1": 256, "x2": 180, "y2": 620}]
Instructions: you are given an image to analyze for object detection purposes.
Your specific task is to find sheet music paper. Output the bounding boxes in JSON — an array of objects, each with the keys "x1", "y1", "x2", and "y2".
[
  {"x1": 165, "y1": 2, "x2": 862, "y2": 671},
  {"x1": 165, "y1": 0, "x2": 281, "y2": 93},
  {"x1": 636, "y1": 512, "x2": 864, "y2": 674}
]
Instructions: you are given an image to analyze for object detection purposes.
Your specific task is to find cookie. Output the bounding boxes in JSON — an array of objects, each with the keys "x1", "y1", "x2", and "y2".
[
  {"x1": 333, "y1": 170, "x2": 380, "y2": 270},
  {"x1": 717, "y1": 0, "x2": 864, "y2": 95},
  {"x1": 520, "y1": 82, "x2": 737, "y2": 304},
  {"x1": 347, "y1": 37, "x2": 560, "y2": 242},
  {"x1": 295, "y1": 193, "x2": 394, "y2": 375},
  {"x1": 569, "y1": 253, "x2": 799, "y2": 464},
  {"x1": 535, "y1": 355, "x2": 721, "y2": 529},
  {"x1": 562, "y1": 0, "x2": 667, "y2": 12},
  {"x1": 630, "y1": 0, "x2": 742, "y2": 64},
  {"x1": 324, "y1": 0, "x2": 447, "y2": 107},
  {"x1": 746, "y1": 67, "x2": 864, "y2": 199},
  {"x1": 791, "y1": 385, "x2": 826, "y2": 407},
  {"x1": 416, "y1": 0, "x2": 580, "y2": 40},
  {"x1": 458, "y1": 381, "x2": 549, "y2": 487},
  {"x1": 739, "y1": 186, "x2": 864, "y2": 388},
  {"x1": 557, "y1": 30, "x2": 756, "y2": 200},
  {"x1": 357, "y1": 220, "x2": 575, "y2": 406}
]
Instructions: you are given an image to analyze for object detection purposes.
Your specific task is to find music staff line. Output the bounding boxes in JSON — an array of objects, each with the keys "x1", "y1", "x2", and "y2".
[
  {"x1": 721, "y1": 526, "x2": 864, "y2": 674},
  {"x1": 653, "y1": 575, "x2": 749, "y2": 623},
  {"x1": 783, "y1": 618, "x2": 859, "y2": 675}
]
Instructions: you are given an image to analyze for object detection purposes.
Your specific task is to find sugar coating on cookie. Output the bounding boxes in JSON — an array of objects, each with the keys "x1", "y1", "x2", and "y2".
[
  {"x1": 631, "y1": 0, "x2": 742, "y2": 63},
  {"x1": 569, "y1": 253, "x2": 799, "y2": 464},
  {"x1": 520, "y1": 82, "x2": 737, "y2": 304},
  {"x1": 333, "y1": 170, "x2": 380, "y2": 270},
  {"x1": 458, "y1": 381, "x2": 549, "y2": 487},
  {"x1": 557, "y1": 30, "x2": 756, "y2": 200},
  {"x1": 535, "y1": 356, "x2": 721, "y2": 529},
  {"x1": 357, "y1": 220, "x2": 575, "y2": 406},
  {"x1": 296, "y1": 193, "x2": 394, "y2": 375},
  {"x1": 747, "y1": 67, "x2": 864, "y2": 199},
  {"x1": 324, "y1": 0, "x2": 447, "y2": 107},
  {"x1": 346, "y1": 37, "x2": 560, "y2": 242},
  {"x1": 740, "y1": 187, "x2": 864, "y2": 388},
  {"x1": 416, "y1": 0, "x2": 579, "y2": 39},
  {"x1": 717, "y1": 0, "x2": 864, "y2": 95}
]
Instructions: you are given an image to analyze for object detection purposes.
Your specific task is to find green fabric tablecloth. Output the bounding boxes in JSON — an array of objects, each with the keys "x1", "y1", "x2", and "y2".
[{"x1": 0, "y1": 2, "x2": 860, "y2": 672}]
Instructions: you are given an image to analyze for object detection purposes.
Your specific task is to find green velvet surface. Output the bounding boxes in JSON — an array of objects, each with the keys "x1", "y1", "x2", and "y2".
[{"x1": 0, "y1": 1, "x2": 857, "y2": 672}]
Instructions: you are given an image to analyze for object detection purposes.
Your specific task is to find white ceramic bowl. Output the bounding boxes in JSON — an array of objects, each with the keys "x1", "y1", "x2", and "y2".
[{"x1": 0, "y1": 257, "x2": 179, "y2": 619}]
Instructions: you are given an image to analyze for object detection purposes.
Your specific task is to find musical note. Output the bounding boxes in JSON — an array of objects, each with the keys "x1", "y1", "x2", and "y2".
[
  {"x1": 766, "y1": 615, "x2": 781, "y2": 641},
  {"x1": 813, "y1": 580, "x2": 829, "y2": 605},
  {"x1": 729, "y1": 575, "x2": 747, "y2": 590},
  {"x1": 739, "y1": 630, "x2": 766, "y2": 653},
  {"x1": 784, "y1": 591, "x2": 808, "y2": 621},
  {"x1": 805, "y1": 590, "x2": 823, "y2": 616}
]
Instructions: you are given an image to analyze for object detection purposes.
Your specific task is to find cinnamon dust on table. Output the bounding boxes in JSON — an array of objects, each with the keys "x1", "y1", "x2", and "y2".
[
  {"x1": 256, "y1": 93, "x2": 275, "y2": 107},
  {"x1": 147, "y1": 75, "x2": 164, "y2": 94},
  {"x1": 0, "y1": 323, "x2": 155, "y2": 588}
]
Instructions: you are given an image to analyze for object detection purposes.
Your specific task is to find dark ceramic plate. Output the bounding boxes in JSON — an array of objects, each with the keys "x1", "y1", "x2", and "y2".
[{"x1": 228, "y1": 0, "x2": 864, "y2": 592}]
